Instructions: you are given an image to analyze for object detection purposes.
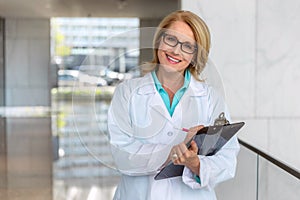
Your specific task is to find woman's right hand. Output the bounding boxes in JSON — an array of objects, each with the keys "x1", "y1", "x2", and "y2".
[
  {"x1": 161, "y1": 125, "x2": 204, "y2": 169},
  {"x1": 183, "y1": 125, "x2": 204, "y2": 144},
  {"x1": 167, "y1": 125, "x2": 204, "y2": 174}
]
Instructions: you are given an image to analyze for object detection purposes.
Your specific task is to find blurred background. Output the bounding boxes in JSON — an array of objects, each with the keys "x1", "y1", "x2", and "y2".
[{"x1": 0, "y1": 0, "x2": 299, "y2": 199}]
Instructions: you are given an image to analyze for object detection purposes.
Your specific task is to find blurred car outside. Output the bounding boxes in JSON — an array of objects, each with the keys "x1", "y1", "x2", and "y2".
[
  {"x1": 77, "y1": 65, "x2": 136, "y2": 86},
  {"x1": 58, "y1": 69, "x2": 108, "y2": 87},
  {"x1": 56, "y1": 53, "x2": 141, "y2": 87}
]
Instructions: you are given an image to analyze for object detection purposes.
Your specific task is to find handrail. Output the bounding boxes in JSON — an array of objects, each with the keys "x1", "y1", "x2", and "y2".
[{"x1": 238, "y1": 139, "x2": 300, "y2": 179}]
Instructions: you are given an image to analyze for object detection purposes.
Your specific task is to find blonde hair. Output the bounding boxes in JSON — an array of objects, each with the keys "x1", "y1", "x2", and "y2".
[{"x1": 142, "y1": 10, "x2": 211, "y2": 81}]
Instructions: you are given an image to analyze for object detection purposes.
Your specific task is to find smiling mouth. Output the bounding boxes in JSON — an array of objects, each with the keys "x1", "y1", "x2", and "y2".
[{"x1": 166, "y1": 53, "x2": 182, "y2": 64}]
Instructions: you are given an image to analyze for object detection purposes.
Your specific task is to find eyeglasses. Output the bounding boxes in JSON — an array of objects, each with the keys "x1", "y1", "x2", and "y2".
[{"x1": 162, "y1": 33, "x2": 197, "y2": 54}]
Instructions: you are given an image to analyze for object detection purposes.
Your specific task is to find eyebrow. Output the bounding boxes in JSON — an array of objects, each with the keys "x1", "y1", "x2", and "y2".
[{"x1": 164, "y1": 32, "x2": 195, "y2": 44}]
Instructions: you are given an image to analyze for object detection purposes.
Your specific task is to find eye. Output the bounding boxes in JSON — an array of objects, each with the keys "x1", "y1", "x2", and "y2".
[
  {"x1": 182, "y1": 42, "x2": 194, "y2": 51},
  {"x1": 165, "y1": 35, "x2": 177, "y2": 43}
]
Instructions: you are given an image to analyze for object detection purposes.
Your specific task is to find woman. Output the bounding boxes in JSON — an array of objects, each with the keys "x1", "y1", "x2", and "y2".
[{"x1": 107, "y1": 10, "x2": 240, "y2": 200}]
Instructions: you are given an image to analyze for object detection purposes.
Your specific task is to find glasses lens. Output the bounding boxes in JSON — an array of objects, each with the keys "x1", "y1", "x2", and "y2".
[
  {"x1": 182, "y1": 42, "x2": 196, "y2": 54},
  {"x1": 163, "y1": 33, "x2": 196, "y2": 54},
  {"x1": 164, "y1": 34, "x2": 177, "y2": 47}
]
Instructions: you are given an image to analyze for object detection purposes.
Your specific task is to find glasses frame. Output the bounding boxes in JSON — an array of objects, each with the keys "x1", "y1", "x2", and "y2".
[{"x1": 162, "y1": 33, "x2": 197, "y2": 54}]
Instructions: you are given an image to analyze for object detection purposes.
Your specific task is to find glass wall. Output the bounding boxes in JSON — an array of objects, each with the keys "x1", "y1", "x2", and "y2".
[
  {"x1": 215, "y1": 143, "x2": 300, "y2": 200},
  {"x1": 51, "y1": 18, "x2": 140, "y2": 88},
  {"x1": 50, "y1": 17, "x2": 140, "y2": 199},
  {"x1": 258, "y1": 156, "x2": 300, "y2": 200},
  {"x1": 52, "y1": 87, "x2": 119, "y2": 200}
]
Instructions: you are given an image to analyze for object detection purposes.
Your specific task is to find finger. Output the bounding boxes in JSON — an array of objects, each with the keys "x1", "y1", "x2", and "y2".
[
  {"x1": 189, "y1": 140, "x2": 198, "y2": 154},
  {"x1": 187, "y1": 125, "x2": 204, "y2": 139},
  {"x1": 178, "y1": 143, "x2": 188, "y2": 154},
  {"x1": 190, "y1": 125, "x2": 204, "y2": 132},
  {"x1": 171, "y1": 152, "x2": 178, "y2": 161},
  {"x1": 171, "y1": 146, "x2": 182, "y2": 161},
  {"x1": 175, "y1": 148, "x2": 183, "y2": 158},
  {"x1": 197, "y1": 125, "x2": 204, "y2": 130},
  {"x1": 178, "y1": 155, "x2": 186, "y2": 164},
  {"x1": 192, "y1": 125, "x2": 204, "y2": 132},
  {"x1": 179, "y1": 143, "x2": 194, "y2": 163},
  {"x1": 171, "y1": 149, "x2": 179, "y2": 162},
  {"x1": 172, "y1": 145, "x2": 185, "y2": 163}
]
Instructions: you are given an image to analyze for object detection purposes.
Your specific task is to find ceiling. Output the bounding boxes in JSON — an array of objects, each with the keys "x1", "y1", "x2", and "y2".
[{"x1": 0, "y1": 0, "x2": 180, "y2": 19}]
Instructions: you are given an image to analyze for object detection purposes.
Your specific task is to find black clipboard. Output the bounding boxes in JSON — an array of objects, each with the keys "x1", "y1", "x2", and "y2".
[{"x1": 154, "y1": 121, "x2": 245, "y2": 180}]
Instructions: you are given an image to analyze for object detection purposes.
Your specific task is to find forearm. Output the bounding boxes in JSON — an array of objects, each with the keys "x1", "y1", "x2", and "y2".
[{"x1": 187, "y1": 156, "x2": 200, "y2": 176}]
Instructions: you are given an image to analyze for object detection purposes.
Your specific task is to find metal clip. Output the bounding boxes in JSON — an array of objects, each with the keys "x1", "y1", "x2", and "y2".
[{"x1": 214, "y1": 112, "x2": 229, "y2": 126}]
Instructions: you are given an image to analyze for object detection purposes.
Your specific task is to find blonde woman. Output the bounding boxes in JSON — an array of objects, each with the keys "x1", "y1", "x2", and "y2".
[{"x1": 108, "y1": 10, "x2": 240, "y2": 200}]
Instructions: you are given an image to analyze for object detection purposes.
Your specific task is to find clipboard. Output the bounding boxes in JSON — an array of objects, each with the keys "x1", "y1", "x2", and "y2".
[{"x1": 154, "y1": 113, "x2": 245, "y2": 180}]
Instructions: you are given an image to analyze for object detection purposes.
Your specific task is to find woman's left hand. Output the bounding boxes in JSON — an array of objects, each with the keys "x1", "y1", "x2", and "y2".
[{"x1": 171, "y1": 140, "x2": 200, "y2": 176}]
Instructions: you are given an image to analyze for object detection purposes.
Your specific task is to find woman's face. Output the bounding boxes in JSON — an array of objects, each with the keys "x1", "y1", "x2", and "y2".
[{"x1": 157, "y1": 20, "x2": 196, "y2": 74}]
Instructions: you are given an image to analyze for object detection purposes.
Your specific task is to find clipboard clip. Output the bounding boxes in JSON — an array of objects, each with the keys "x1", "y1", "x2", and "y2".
[{"x1": 214, "y1": 112, "x2": 229, "y2": 126}]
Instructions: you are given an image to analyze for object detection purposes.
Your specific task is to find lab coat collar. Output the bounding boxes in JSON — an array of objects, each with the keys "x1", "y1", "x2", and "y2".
[
  {"x1": 137, "y1": 72, "x2": 208, "y2": 96},
  {"x1": 188, "y1": 76, "x2": 208, "y2": 97},
  {"x1": 137, "y1": 73, "x2": 157, "y2": 95}
]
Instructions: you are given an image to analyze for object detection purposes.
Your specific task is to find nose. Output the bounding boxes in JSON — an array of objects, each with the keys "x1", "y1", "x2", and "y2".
[{"x1": 172, "y1": 43, "x2": 181, "y2": 55}]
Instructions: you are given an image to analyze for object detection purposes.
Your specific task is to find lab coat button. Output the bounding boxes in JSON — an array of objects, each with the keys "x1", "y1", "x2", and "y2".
[{"x1": 167, "y1": 131, "x2": 173, "y2": 136}]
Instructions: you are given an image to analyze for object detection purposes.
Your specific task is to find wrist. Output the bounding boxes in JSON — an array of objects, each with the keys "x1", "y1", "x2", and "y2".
[{"x1": 190, "y1": 156, "x2": 200, "y2": 175}]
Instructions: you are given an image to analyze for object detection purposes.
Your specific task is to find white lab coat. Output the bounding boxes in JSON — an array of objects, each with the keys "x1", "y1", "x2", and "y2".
[{"x1": 107, "y1": 72, "x2": 240, "y2": 200}]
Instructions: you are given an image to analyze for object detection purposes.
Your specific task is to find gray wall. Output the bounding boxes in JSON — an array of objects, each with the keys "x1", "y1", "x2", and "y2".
[
  {"x1": 5, "y1": 19, "x2": 51, "y2": 106},
  {"x1": 0, "y1": 18, "x2": 4, "y2": 106},
  {"x1": 181, "y1": 0, "x2": 300, "y2": 170},
  {"x1": 182, "y1": 0, "x2": 300, "y2": 199}
]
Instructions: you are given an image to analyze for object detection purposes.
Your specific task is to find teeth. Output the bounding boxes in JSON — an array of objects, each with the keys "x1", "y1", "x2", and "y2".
[{"x1": 167, "y1": 55, "x2": 181, "y2": 63}]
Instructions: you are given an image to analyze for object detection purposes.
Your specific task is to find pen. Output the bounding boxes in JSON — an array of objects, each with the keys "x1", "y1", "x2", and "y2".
[
  {"x1": 174, "y1": 127, "x2": 189, "y2": 132},
  {"x1": 174, "y1": 127, "x2": 196, "y2": 148}
]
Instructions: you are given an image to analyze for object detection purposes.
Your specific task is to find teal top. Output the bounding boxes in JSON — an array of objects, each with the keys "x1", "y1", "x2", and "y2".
[
  {"x1": 151, "y1": 70, "x2": 191, "y2": 117},
  {"x1": 194, "y1": 175, "x2": 201, "y2": 184}
]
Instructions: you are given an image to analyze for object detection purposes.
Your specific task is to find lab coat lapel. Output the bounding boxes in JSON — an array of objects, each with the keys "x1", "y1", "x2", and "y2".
[
  {"x1": 138, "y1": 73, "x2": 172, "y2": 122},
  {"x1": 132, "y1": 74, "x2": 170, "y2": 138},
  {"x1": 175, "y1": 76, "x2": 208, "y2": 129}
]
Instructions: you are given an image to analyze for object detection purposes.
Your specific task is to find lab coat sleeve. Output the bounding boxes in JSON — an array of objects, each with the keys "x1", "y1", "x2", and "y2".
[
  {"x1": 182, "y1": 86, "x2": 240, "y2": 190},
  {"x1": 107, "y1": 82, "x2": 172, "y2": 176}
]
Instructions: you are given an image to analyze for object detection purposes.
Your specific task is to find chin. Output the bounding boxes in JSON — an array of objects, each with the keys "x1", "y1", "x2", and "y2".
[{"x1": 160, "y1": 64, "x2": 185, "y2": 75}]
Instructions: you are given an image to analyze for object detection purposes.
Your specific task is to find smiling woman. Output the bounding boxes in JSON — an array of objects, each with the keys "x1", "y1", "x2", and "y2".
[
  {"x1": 157, "y1": 21, "x2": 195, "y2": 76},
  {"x1": 143, "y1": 10, "x2": 211, "y2": 82},
  {"x1": 107, "y1": 10, "x2": 240, "y2": 200}
]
